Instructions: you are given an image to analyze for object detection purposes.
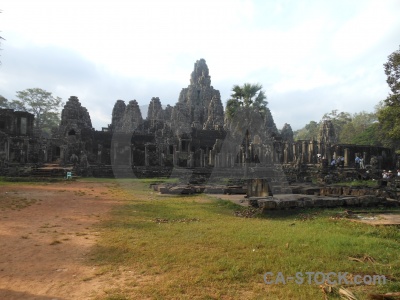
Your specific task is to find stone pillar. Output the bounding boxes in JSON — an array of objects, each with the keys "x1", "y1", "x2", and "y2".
[
  {"x1": 97, "y1": 144, "x2": 102, "y2": 163},
  {"x1": 325, "y1": 145, "x2": 331, "y2": 162},
  {"x1": 43, "y1": 146, "x2": 48, "y2": 162},
  {"x1": 292, "y1": 143, "x2": 297, "y2": 163},
  {"x1": 308, "y1": 141, "x2": 315, "y2": 163},
  {"x1": 318, "y1": 142, "x2": 324, "y2": 158},
  {"x1": 188, "y1": 152, "x2": 194, "y2": 168},
  {"x1": 214, "y1": 153, "x2": 219, "y2": 168},
  {"x1": 60, "y1": 145, "x2": 66, "y2": 164},
  {"x1": 199, "y1": 149, "x2": 204, "y2": 167},
  {"x1": 173, "y1": 145, "x2": 179, "y2": 167},
  {"x1": 301, "y1": 141, "x2": 308, "y2": 163},
  {"x1": 344, "y1": 148, "x2": 350, "y2": 167},
  {"x1": 220, "y1": 153, "x2": 224, "y2": 167},
  {"x1": 24, "y1": 138, "x2": 29, "y2": 163},
  {"x1": 209, "y1": 149, "x2": 214, "y2": 166},
  {"x1": 131, "y1": 146, "x2": 135, "y2": 166},
  {"x1": 160, "y1": 151, "x2": 165, "y2": 167},
  {"x1": 5, "y1": 138, "x2": 10, "y2": 161}
]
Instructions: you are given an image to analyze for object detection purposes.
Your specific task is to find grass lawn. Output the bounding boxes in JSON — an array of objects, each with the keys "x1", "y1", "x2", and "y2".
[{"x1": 89, "y1": 179, "x2": 400, "y2": 300}]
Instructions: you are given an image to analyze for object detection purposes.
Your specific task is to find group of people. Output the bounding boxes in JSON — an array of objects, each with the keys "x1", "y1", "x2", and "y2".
[
  {"x1": 330, "y1": 156, "x2": 345, "y2": 169},
  {"x1": 382, "y1": 169, "x2": 400, "y2": 179}
]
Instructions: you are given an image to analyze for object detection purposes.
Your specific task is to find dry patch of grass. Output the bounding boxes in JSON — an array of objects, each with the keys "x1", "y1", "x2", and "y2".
[{"x1": 0, "y1": 193, "x2": 39, "y2": 211}]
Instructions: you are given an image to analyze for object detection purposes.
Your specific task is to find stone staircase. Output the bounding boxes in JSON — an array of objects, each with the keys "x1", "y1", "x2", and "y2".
[{"x1": 31, "y1": 163, "x2": 72, "y2": 178}]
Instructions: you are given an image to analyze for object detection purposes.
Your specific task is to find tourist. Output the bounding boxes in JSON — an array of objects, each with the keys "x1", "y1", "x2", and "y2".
[
  {"x1": 397, "y1": 169, "x2": 400, "y2": 177},
  {"x1": 359, "y1": 156, "x2": 365, "y2": 169},
  {"x1": 330, "y1": 158, "x2": 336, "y2": 169},
  {"x1": 382, "y1": 170, "x2": 388, "y2": 179},
  {"x1": 355, "y1": 155, "x2": 360, "y2": 169}
]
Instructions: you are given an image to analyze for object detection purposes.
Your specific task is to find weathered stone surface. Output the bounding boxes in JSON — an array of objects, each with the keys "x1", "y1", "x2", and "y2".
[
  {"x1": 59, "y1": 96, "x2": 92, "y2": 134},
  {"x1": 171, "y1": 102, "x2": 191, "y2": 135},
  {"x1": 264, "y1": 107, "x2": 278, "y2": 136},
  {"x1": 176, "y1": 59, "x2": 221, "y2": 129},
  {"x1": 318, "y1": 120, "x2": 337, "y2": 144},
  {"x1": 204, "y1": 95, "x2": 224, "y2": 130},
  {"x1": 147, "y1": 97, "x2": 163, "y2": 123},
  {"x1": 110, "y1": 100, "x2": 126, "y2": 132},
  {"x1": 121, "y1": 100, "x2": 143, "y2": 133}
]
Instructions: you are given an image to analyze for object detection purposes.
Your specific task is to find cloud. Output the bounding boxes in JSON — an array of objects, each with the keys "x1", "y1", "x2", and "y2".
[{"x1": 1, "y1": 0, "x2": 399, "y2": 133}]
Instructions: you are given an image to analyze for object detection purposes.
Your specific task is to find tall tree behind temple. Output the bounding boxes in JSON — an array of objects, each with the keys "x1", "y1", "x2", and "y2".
[
  {"x1": 225, "y1": 83, "x2": 278, "y2": 138},
  {"x1": 321, "y1": 110, "x2": 351, "y2": 139},
  {"x1": 9, "y1": 88, "x2": 64, "y2": 136},
  {"x1": 294, "y1": 110, "x2": 380, "y2": 145},
  {"x1": 339, "y1": 111, "x2": 377, "y2": 144},
  {"x1": 0, "y1": 95, "x2": 8, "y2": 108},
  {"x1": 293, "y1": 121, "x2": 319, "y2": 141},
  {"x1": 378, "y1": 45, "x2": 400, "y2": 149},
  {"x1": 226, "y1": 83, "x2": 268, "y2": 119}
]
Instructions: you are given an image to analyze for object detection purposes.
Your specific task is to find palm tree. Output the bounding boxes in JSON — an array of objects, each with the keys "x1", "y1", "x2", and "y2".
[{"x1": 226, "y1": 83, "x2": 268, "y2": 119}]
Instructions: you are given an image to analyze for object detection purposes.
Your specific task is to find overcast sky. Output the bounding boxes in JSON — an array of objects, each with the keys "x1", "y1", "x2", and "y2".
[{"x1": 1, "y1": 0, "x2": 399, "y2": 130}]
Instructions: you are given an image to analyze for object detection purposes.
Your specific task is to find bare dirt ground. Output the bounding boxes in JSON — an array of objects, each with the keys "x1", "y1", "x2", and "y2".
[{"x1": 0, "y1": 180, "x2": 122, "y2": 300}]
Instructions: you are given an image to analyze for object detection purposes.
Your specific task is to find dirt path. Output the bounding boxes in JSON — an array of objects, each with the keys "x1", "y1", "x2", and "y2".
[{"x1": 0, "y1": 180, "x2": 121, "y2": 300}]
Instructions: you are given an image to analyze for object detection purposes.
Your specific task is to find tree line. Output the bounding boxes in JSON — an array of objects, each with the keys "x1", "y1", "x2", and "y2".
[
  {"x1": 294, "y1": 45, "x2": 400, "y2": 150},
  {"x1": 0, "y1": 88, "x2": 64, "y2": 137}
]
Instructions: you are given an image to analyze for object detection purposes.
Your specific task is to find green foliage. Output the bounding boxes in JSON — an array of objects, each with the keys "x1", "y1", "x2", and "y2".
[
  {"x1": 0, "y1": 95, "x2": 8, "y2": 108},
  {"x1": 10, "y1": 88, "x2": 63, "y2": 136},
  {"x1": 226, "y1": 83, "x2": 268, "y2": 119},
  {"x1": 322, "y1": 109, "x2": 352, "y2": 139},
  {"x1": 295, "y1": 109, "x2": 380, "y2": 145},
  {"x1": 384, "y1": 45, "x2": 400, "y2": 99},
  {"x1": 294, "y1": 120, "x2": 319, "y2": 140},
  {"x1": 378, "y1": 105, "x2": 400, "y2": 146},
  {"x1": 226, "y1": 98, "x2": 241, "y2": 119},
  {"x1": 377, "y1": 45, "x2": 400, "y2": 149},
  {"x1": 339, "y1": 111, "x2": 378, "y2": 144},
  {"x1": 351, "y1": 122, "x2": 383, "y2": 146}
]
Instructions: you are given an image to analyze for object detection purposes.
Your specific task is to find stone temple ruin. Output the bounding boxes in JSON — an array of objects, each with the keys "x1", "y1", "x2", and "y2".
[{"x1": 0, "y1": 59, "x2": 396, "y2": 192}]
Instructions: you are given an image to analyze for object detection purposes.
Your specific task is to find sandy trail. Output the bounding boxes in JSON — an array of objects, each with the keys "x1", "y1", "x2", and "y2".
[{"x1": 0, "y1": 180, "x2": 121, "y2": 300}]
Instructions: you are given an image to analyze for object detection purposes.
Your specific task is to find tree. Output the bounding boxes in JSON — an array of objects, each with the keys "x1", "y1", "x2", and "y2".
[
  {"x1": 384, "y1": 45, "x2": 400, "y2": 105},
  {"x1": 0, "y1": 95, "x2": 8, "y2": 108},
  {"x1": 294, "y1": 120, "x2": 319, "y2": 141},
  {"x1": 322, "y1": 110, "x2": 352, "y2": 139},
  {"x1": 339, "y1": 111, "x2": 377, "y2": 144},
  {"x1": 351, "y1": 122, "x2": 382, "y2": 146},
  {"x1": 378, "y1": 45, "x2": 400, "y2": 148},
  {"x1": 10, "y1": 88, "x2": 63, "y2": 135},
  {"x1": 225, "y1": 83, "x2": 278, "y2": 142},
  {"x1": 226, "y1": 83, "x2": 268, "y2": 119}
]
